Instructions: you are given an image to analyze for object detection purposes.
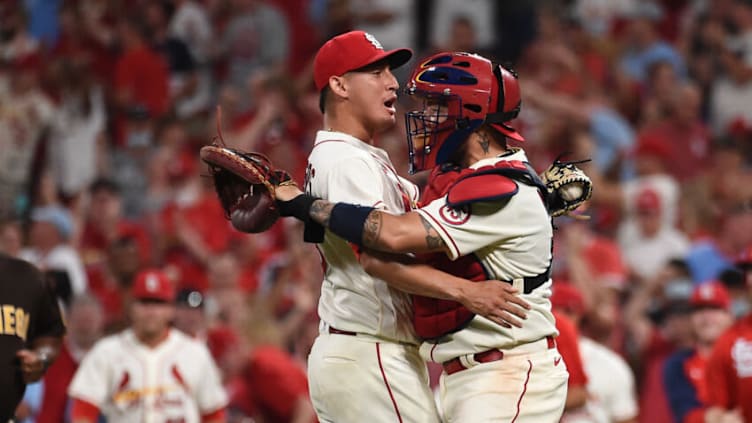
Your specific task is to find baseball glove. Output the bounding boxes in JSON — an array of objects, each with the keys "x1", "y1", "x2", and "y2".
[
  {"x1": 200, "y1": 110, "x2": 295, "y2": 233},
  {"x1": 540, "y1": 155, "x2": 593, "y2": 218}
]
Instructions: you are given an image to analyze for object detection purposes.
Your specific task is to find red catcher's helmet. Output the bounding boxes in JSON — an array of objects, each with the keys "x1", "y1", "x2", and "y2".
[{"x1": 404, "y1": 52, "x2": 524, "y2": 174}]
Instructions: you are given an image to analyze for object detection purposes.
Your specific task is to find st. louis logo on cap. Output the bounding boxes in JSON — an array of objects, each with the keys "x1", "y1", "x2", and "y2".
[{"x1": 364, "y1": 32, "x2": 383, "y2": 50}]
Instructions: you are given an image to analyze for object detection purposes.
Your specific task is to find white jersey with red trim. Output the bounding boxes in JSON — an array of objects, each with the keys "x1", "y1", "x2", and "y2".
[
  {"x1": 68, "y1": 329, "x2": 227, "y2": 423},
  {"x1": 415, "y1": 149, "x2": 558, "y2": 363},
  {"x1": 306, "y1": 130, "x2": 420, "y2": 344}
]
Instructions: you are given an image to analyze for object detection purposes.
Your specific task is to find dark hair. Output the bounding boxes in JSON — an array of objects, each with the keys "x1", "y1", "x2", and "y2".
[
  {"x1": 318, "y1": 86, "x2": 330, "y2": 113},
  {"x1": 90, "y1": 178, "x2": 121, "y2": 195},
  {"x1": 483, "y1": 124, "x2": 509, "y2": 149},
  {"x1": 720, "y1": 268, "x2": 746, "y2": 288},
  {"x1": 667, "y1": 258, "x2": 691, "y2": 275}
]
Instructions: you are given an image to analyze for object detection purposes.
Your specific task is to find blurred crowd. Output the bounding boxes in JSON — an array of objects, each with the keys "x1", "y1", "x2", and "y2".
[{"x1": 1, "y1": 0, "x2": 752, "y2": 422}]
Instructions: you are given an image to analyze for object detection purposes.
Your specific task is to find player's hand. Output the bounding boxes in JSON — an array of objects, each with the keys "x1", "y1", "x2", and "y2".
[
  {"x1": 460, "y1": 281, "x2": 531, "y2": 329},
  {"x1": 275, "y1": 184, "x2": 304, "y2": 202},
  {"x1": 16, "y1": 349, "x2": 48, "y2": 383}
]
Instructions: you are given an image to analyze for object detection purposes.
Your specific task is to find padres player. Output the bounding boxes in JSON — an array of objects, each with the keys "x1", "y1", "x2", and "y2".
[
  {"x1": 304, "y1": 33, "x2": 530, "y2": 423},
  {"x1": 278, "y1": 52, "x2": 569, "y2": 422},
  {"x1": 0, "y1": 252, "x2": 66, "y2": 422},
  {"x1": 68, "y1": 269, "x2": 227, "y2": 423}
]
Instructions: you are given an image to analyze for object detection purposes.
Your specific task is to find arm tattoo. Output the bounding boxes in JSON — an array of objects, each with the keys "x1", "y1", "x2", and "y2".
[
  {"x1": 420, "y1": 215, "x2": 445, "y2": 250},
  {"x1": 362, "y1": 211, "x2": 383, "y2": 248},
  {"x1": 310, "y1": 199, "x2": 335, "y2": 226},
  {"x1": 478, "y1": 131, "x2": 491, "y2": 153}
]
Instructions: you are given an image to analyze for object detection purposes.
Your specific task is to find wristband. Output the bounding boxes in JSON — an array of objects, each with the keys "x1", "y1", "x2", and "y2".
[
  {"x1": 276, "y1": 194, "x2": 320, "y2": 221},
  {"x1": 328, "y1": 203, "x2": 375, "y2": 246}
]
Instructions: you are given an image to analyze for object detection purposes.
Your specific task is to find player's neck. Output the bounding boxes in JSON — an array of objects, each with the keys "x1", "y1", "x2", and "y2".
[
  {"x1": 697, "y1": 341, "x2": 714, "y2": 357},
  {"x1": 461, "y1": 131, "x2": 509, "y2": 167},
  {"x1": 462, "y1": 143, "x2": 509, "y2": 167},
  {"x1": 323, "y1": 112, "x2": 374, "y2": 145}
]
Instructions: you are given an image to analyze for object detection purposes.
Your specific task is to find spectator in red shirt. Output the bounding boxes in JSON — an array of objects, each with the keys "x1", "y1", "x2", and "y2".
[
  {"x1": 634, "y1": 82, "x2": 710, "y2": 182},
  {"x1": 52, "y1": 4, "x2": 116, "y2": 86},
  {"x1": 113, "y1": 16, "x2": 170, "y2": 145},
  {"x1": 79, "y1": 178, "x2": 151, "y2": 267},
  {"x1": 557, "y1": 221, "x2": 629, "y2": 352},
  {"x1": 85, "y1": 235, "x2": 142, "y2": 332},
  {"x1": 705, "y1": 246, "x2": 752, "y2": 423},
  {"x1": 37, "y1": 294, "x2": 105, "y2": 423},
  {"x1": 553, "y1": 308, "x2": 589, "y2": 411},
  {"x1": 207, "y1": 323, "x2": 316, "y2": 423},
  {"x1": 554, "y1": 282, "x2": 639, "y2": 423},
  {"x1": 230, "y1": 345, "x2": 316, "y2": 423}
]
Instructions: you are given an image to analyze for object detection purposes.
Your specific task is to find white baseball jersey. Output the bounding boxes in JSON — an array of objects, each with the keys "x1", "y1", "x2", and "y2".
[
  {"x1": 415, "y1": 149, "x2": 559, "y2": 364},
  {"x1": 68, "y1": 328, "x2": 227, "y2": 423},
  {"x1": 306, "y1": 130, "x2": 420, "y2": 343}
]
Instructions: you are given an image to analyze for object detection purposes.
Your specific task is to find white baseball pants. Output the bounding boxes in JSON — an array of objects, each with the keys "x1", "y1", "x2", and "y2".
[{"x1": 308, "y1": 331, "x2": 441, "y2": 423}]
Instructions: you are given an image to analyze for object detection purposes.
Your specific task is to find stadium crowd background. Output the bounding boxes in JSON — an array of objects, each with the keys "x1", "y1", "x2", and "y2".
[{"x1": 1, "y1": 0, "x2": 752, "y2": 421}]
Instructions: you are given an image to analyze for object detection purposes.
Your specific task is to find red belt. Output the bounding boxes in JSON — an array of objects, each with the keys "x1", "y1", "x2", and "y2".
[
  {"x1": 443, "y1": 335, "x2": 556, "y2": 375},
  {"x1": 328, "y1": 327, "x2": 357, "y2": 336}
]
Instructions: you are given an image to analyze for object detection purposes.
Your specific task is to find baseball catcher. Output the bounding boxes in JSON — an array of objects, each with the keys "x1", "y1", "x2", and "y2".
[{"x1": 201, "y1": 141, "x2": 593, "y2": 233}]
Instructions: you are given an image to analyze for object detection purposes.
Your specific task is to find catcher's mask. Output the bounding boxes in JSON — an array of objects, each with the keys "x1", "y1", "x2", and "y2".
[{"x1": 405, "y1": 52, "x2": 524, "y2": 174}]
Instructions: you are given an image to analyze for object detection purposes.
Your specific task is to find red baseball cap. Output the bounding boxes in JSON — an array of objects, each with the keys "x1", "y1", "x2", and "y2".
[
  {"x1": 313, "y1": 31, "x2": 412, "y2": 92},
  {"x1": 636, "y1": 188, "x2": 661, "y2": 214},
  {"x1": 551, "y1": 282, "x2": 586, "y2": 316},
  {"x1": 690, "y1": 281, "x2": 731, "y2": 311},
  {"x1": 632, "y1": 135, "x2": 672, "y2": 161},
  {"x1": 132, "y1": 269, "x2": 175, "y2": 302}
]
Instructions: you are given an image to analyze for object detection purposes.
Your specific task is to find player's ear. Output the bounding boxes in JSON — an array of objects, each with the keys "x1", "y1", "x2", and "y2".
[{"x1": 329, "y1": 75, "x2": 348, "y2": 100}]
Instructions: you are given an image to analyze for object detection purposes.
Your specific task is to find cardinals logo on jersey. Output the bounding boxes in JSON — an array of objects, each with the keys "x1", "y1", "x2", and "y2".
[
  {"x1": 731, "y1": 339, "x2": 752, "y2": 377},
  {"x1": 439, "y1": 204, "x2": 471, "y2": 225}
]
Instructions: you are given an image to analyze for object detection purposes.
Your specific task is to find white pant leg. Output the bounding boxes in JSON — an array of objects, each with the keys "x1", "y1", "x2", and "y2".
[
  {"x1": 308, "y1": 333, "x2": 441, "y2": 423},
  {"x1": 440, "y1": 347, "x2": 568, "y2": 423}
]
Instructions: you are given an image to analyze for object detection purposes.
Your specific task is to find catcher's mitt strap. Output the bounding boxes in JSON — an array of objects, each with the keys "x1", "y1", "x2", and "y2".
[{"x1": 445, "y1": 160, "x2": 545, "y2": 208}]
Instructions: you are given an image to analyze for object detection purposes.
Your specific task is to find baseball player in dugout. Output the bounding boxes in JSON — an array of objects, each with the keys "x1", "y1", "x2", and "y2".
[
  {"x1": 277, "y1": 51, "x2": 575, "y2": 422},
  {"x1": 67, "y1": 269, "x2": 228, "y2": 423},
  {"x1": 291, "y1": 31, "x2": 536, "y2": 423},
  {"x1": 0, "y1": 252, "x2": 66, "y2": 423}
]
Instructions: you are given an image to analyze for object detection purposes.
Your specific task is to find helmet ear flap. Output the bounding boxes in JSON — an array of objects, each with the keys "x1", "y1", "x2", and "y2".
[{"x1": 486, "y1": 64, "x2": 521, "y2": 124}]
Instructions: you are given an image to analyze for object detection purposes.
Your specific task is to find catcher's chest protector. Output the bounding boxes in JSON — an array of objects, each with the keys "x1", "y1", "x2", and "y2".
[{"x1": 412, "y1": 160, "x2": 547, "y2": 340}]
